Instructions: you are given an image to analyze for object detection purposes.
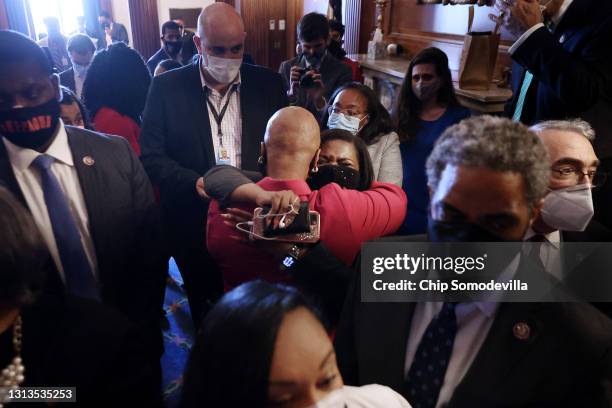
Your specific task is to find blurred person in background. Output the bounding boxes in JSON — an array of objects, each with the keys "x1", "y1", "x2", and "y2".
[
  {"x1": 328, "y1": 19, "x2": 362, "y2": 82},
  {"x1": 146, "y1": 21, "x2": 183, "y2": 76},
  {"x1": 59, "y1": 86, "x2": 92, "y2": 130},
  {"x1": 37, "y1": 17, "x2": 70, "y2": 72},
  {"x1": 96, "y1": 10, "x2": 129, "y2": 49},
  {"x1": 394, "y1": 47, "x2": 470, "y2": 235},
  {"x1": 60, "y1": 34, "x2": 95, "y2": 98},
  {"x1": 82, "y1": 42, "x2": 151, "y2": 155},
  {"x1": 280, "y1": 13, "x2": 352, "y2": 117},
  {"x1": 322, "y1": 83, "x2": 402, "y2": 185}
]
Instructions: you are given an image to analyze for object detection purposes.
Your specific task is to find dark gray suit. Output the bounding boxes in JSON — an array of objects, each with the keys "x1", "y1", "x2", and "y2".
[
  {"x1": 279, "y1": 52, "x2": 352, "y2": 117},
  {"x1": 59, "y1": 67, "x2": 76, "y2": 94},
  {"x1": 0, "y1": 126, "x2": 167, "y2": 359}
]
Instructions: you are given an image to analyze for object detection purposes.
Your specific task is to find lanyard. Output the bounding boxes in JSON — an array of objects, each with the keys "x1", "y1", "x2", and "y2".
[{"x1": 206, "y1": 85, "x2": 238, "y2": 146}]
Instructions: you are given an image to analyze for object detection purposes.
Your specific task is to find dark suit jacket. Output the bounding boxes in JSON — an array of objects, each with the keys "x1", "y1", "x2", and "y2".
[
  {"x1": 139, "y1": 62, "x2": 288, "y2": 250},
  {"x1": 0, "y1": 294, "x2": 162, "y2": 407},
  {"x1": 279, "y1": 53, "x2": 352, "y2": 117},
  {"x1": 59, "y1": 67, "x2": 76, "y2": 94},
  {"x1": 96, "y1": 22, "x2": 129, "y2": 49},
  {"x1": 336, "y1": 235, "x2": 612, "y2": 407},
  {"x1": 506, "y1": 0, "x2": 612, "y2": 158},
  {"x1": 146, "y1": 47, "x2": 172, "y2": 75},
  {"x1": 0, "y1": 126, "x2": 167, "y2": 355}
]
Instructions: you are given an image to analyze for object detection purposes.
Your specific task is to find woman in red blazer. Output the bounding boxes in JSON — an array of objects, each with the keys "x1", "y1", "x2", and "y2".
[{"x1": 82, "y1": 42, "x2": 151, "y2": 155}]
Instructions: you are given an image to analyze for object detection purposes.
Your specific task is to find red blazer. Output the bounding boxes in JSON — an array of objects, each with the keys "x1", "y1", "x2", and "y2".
[
  {"x1": 93, "y1": 107, "x2": 141, "y2": 155},
  {"x1": 207, "y1": 178, "x2": 407, "y2": 291}
]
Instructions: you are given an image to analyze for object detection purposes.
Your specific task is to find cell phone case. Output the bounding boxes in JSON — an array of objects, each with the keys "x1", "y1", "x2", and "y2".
[{"x1": 252, "y1": 207, "x2": 320, "y2": 243}]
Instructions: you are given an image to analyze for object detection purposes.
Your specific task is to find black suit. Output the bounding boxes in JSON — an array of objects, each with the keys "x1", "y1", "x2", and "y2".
[
  {"x1": 0, "y1": 294, "x2": 162, "y2": 407},
  {"x1": 0, "y1": 126, "x2": 167, "y2": 358},
  {"x1": 506, "y1": 0, "x2": 612, "y2": 156},
  {"x1": 279, "y1": 53, "x2": 352, "y2": 117},
  {"x1": 59, "y1": 67, "x2": 76, "y2": 94},
  {"x1": 96, "y1": 22, "x2": 129, "y2": 49},
  {"x1": 146, "y1": 47, "x2": 175, "y2": 75},
  {"x1": 336, "y1": 236, "x2": 612, "y2": 407},
  {"x1": 140, "y1": 61, "x2": 288, "y2": 324}
]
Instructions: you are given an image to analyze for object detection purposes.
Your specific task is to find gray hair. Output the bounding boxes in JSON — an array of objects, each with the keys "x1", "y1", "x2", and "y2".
[
  {"x1": 426, "y1": 116, "x2": 550, "y2": 210},
  {"x1": 529, "y1": 118, "x2": 595, "y2": 141}
]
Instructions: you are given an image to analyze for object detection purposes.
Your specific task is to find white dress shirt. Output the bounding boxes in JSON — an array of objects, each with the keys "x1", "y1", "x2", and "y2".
[
  {"x1": 523, "y1": 227, "x2": 563, "y2": 279},
  {"x1": 404, "y1": 255, "x2": 520, "y2": 408},
  {"x1": 74, "y1": 70, "x2": 85, "y2": 99},
  {"x1": 509, "y1": 0, "x2": 575, "y2": 54},
  {"x1": 2, "y1": 122, "x2": 98, "y2": 281},
  {"x1": 199, "y1": 57, "x2": 243, "y2": 168}
]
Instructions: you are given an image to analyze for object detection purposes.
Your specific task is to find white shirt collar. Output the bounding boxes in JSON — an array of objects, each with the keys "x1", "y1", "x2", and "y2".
[
  {"x1": 2, "y1": 120, "x2": 74, "y2": 172},
  {"x1": 198, "y1": 55, "x2": 242, "y2": 91},
  {"x1": 524, "y1": 227, "x2": 561, "y2": 249}
]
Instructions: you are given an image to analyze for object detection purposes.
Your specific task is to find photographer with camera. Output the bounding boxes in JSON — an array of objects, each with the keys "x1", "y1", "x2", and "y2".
[{"x1": 280, "y1": 13, "x2": 352, "y2": 117}]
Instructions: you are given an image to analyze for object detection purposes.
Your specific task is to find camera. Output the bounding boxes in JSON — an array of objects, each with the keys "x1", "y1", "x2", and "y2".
[{"x1": 297, "y1": 67, "x2": 320, "y2": 90}]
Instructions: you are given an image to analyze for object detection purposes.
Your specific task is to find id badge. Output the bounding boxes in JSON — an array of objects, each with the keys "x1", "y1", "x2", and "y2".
[{"x1": 217, "y1": 146, "x2": 231, "y2": 165}]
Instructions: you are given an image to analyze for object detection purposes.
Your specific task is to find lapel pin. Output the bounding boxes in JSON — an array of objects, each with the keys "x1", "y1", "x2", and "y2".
[
  {"x1": 513, "y1": 322, "x2": 531, "y2": 341},
  {"x1": 83, "y1": 156, "x2": 95, "y2": 166}
]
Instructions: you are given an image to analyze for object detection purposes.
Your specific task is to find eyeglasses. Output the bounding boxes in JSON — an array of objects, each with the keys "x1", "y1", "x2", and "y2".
[
  {"x1": 327, "y1": 105, "x2": 365, "y2": 118},
  {"x1": 551, "y1": 167, "x2": 609, "y2": 187}
]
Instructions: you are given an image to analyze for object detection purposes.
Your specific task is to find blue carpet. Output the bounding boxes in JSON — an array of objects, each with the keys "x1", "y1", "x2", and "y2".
[{"x1": 161, "y1": 259, "x2": 195, "y2": 407}]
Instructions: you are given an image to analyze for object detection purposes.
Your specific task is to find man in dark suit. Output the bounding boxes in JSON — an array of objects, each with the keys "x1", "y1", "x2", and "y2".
[
  {"x1": 96, "y1": 10, "x2": 129, "y2": 49},
  {"x1": 59, "y1": 33, "x2": 95, "y2": 98},
  {"x1": 146, "y1": 20, "x2": 183, "y2": 75},
  {"x1": 335, "y1": 116, "x2": 612, "y2": 407},
  {"x1": 0, "y1": 30, "x2": 166, "y2": 380},
  {"x1": 0, "y1": 185, "x2": 162, "y2": 406},
  {"x1": 499, "y1": 0, "x2": 612, "y2": 227},
  {"x1": 140, "y1": 3, "x2": 287, "y2": 326},
  {"x1": 279, "y1": 12, "x2": 352, "y2": 117}
]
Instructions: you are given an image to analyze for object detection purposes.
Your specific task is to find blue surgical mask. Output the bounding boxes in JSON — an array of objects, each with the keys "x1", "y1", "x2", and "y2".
[{"x1": 327, "y1": 112, "x2": 367, "y2": 135}]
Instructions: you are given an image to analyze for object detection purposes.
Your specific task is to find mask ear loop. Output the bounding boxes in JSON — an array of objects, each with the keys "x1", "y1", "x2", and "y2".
[
  {"x1": 279, "y1": 197, "x2": 301, "y2": 228},
  {"x1": 237, "y1": 197, "x2": 303, "y2": 239}
]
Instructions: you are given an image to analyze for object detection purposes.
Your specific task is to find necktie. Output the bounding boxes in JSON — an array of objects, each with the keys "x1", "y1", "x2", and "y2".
[
  {"x1": 31, "y1": 155, "x2": 100, "y2": 300},
  {"x1": 404, "y1": 302, "x2": 458, "y2": 408},
  {"x1": 512, "y1": 70, "x2": 534, "y2": 123}
]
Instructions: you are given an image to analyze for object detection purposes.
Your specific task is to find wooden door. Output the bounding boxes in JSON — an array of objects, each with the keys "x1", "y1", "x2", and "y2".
[{"x1": 241, "y1": 0, "x2": 301, "y2": 71}]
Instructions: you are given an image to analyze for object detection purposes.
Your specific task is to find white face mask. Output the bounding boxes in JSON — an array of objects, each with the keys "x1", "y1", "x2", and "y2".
[
  {"x1": 202, "y1": 53, "x2": 242, "y2": 85},
  {"x1": 541, "y1": 184, "x2": 594, "y2": 232},
  {"x1": 327, "y1": 112, "x2": 367, "y2": 135}
]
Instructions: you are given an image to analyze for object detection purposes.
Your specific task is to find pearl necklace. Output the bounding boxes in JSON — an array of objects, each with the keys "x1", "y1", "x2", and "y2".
[{"x1": 0, "y1": 316, "x2": 25, "y2": 408}]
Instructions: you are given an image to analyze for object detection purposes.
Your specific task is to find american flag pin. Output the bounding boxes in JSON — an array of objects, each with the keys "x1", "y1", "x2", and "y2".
[{"x1": 83, "y1": 156, "x2": 95, "y2": 166}]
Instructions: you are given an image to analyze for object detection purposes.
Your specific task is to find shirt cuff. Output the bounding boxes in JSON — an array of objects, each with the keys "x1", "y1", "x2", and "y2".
[{"x1": 509, "y1": 23, "x2": 546, "y2": 55}]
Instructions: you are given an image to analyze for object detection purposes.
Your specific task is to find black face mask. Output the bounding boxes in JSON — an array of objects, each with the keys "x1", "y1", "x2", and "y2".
[
  {"x1": 101, "y1": 22, "x2": 110, "y2": 30},
  {"x1": 308, "y1": 165, "x2": 361, "y2": 191},
  {"x1": 0, "y1": 98, "x2": 61, "y2": 150},
  {"x1": 327, "y1": 40, "x2": 346, "y2": 59},
  {"x1": 303, "y1": 51, "x2": 324, "y2": 68},
  {"x1": 164, "y1": 40, "x2": 183, "y2": 56}
]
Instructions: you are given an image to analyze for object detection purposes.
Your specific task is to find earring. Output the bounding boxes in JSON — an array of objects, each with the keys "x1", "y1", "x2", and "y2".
[
  {"x1": 311, "y1": 165, "x2": 319, "y2": 173},
  {"x1": 257, "y1": 156, "x2": 264, "y2": 165}
]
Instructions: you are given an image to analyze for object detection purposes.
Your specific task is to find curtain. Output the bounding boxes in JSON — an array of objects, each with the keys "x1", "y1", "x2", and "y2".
[
  {"x1": 128, "y1": 0, "x2": 159, "y2": 60},
  {"x1": 330, "y1": 0, "x2": 342, "y2": 21},
  {"x1": 0, "y1": 0, "x2": 9, "y2": 30},
  {"x1": 343, "y1": 0, "x2": 361, "y2": 54},
  {"x1": 4, "y1": 0, "x2": 34, "y2": 37}
]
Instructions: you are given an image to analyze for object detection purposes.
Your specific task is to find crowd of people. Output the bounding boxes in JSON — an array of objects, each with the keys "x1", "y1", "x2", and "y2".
[{"x1": 1, "y1": 0, "x2": 611, "y2": 407}]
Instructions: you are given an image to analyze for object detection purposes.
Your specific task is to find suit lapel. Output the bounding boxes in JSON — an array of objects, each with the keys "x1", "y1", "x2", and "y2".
[
  {"x1": 65, "y1": 127, "x2": 105, "y2": 271},
  {"x1": 0, "y1": 140, "x2": 27, "y2": 206},
  {"x1": 185, "y1": 63, "x2": 215, "y2": 166}
]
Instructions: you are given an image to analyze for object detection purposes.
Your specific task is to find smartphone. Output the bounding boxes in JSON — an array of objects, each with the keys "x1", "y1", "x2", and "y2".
[{"x1": 252, "y1": 207, "x2": 321, "y2": 243}]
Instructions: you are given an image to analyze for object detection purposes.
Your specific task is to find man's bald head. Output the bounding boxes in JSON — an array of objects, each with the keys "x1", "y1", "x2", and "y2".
[
  {"x1": 263, "y1": 107, "x2": 321, "y2": 180},
  {"x1": 195, "y1": 3, "x2": 245, "y2": 60}
]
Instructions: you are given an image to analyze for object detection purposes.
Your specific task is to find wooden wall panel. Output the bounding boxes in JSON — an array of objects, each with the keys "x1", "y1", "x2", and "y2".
[{"x1": 241, "y1": 0, "x2": 269, "y2": 66}]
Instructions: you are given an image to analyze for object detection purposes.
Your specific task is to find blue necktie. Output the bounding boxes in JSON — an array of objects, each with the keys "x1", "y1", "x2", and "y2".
[
  {"x1": 512, "y1": 71, "x2": 534, "y2": 123},
  {"x1": 404, "y1": 302, "x2": 458, "y2": 408},
  {"x1": 31, "y1": 154, "x2": 100, "y2": 300}
]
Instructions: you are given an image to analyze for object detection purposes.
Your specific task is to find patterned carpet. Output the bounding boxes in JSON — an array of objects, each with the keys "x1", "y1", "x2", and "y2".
[{"x1": 161, "y1": 259, "x2": 195, "y2": 407}]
